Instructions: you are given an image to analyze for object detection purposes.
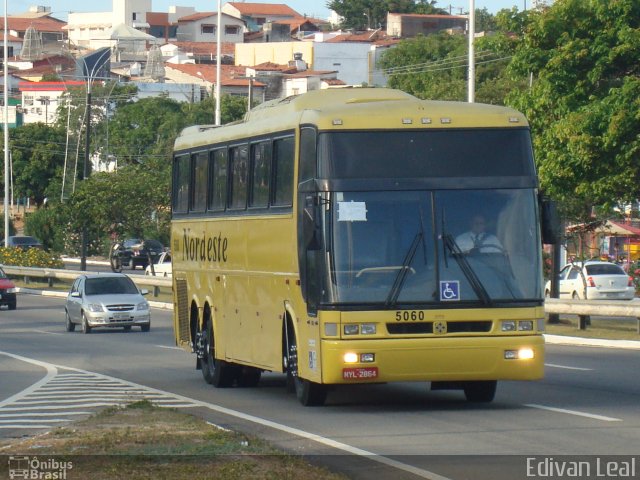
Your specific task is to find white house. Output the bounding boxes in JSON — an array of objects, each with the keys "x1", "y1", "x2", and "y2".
[
  {"x1": 176, "y1": 12, "x2": 245, "y2": 43},
  {"x1": 19, "y1": 80, "x2": 85, "y2": 125}
]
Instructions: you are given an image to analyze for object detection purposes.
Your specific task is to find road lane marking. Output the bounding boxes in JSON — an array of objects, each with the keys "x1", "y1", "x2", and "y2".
[
  {"x1": 155, "y1": 345, "x2": 184, "y2": 351},
  {"x1": 0, "y1": 350, "x2": 453, "y2": 480},
  {"x1": 525, "y1": 404, "x2": 622, "y2": 422},
  {"x1": 545, "y1": 363, "x2": 593, "y2": 371},
  {"x1": 32, "y1": 330, "x2": 64, "y2": 336}
]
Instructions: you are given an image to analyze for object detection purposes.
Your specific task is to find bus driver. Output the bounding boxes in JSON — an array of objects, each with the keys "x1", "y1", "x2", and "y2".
[{"x1": 455, "y1": 214, "x2": 503, "y2": 254}]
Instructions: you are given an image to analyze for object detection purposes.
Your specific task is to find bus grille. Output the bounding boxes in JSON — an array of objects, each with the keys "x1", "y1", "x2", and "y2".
[{"x1": 386, "y1": 321, "x2": 493, "y2": 335}]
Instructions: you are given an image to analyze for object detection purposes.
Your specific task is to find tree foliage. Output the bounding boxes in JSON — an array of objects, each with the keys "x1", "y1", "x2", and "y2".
[
  {"x1": 327, "y1": 0, "x2": 446, "y2": 30},
  {"x1": 8, "y1": 123, "x2": 67, "y2": 206},
  {"x1": 507, "y1": 0, "x2": 640, "y2": 222}
]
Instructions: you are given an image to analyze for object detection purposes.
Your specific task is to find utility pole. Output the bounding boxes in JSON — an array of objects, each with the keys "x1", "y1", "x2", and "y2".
[
  {"x1": 80, "y1": 84, "x2": 91, "y2": 271},
  {"x1": 467, "y1": 0, "x2": 475, "y2": 103}
]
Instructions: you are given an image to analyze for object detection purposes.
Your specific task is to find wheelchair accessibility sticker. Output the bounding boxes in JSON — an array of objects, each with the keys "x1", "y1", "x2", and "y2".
[{"x1": 440, "y1": 281, "x2": 460, "y2": 301}]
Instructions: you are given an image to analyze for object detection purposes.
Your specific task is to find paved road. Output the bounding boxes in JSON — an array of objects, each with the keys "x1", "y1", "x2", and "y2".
[{"x1": 1, "y1": 295, "x2": 639, "y2": 480}]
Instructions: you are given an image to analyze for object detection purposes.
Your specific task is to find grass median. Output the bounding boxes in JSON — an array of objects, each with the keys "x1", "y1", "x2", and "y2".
[{"x1": 0, "y1": 400, "x2": 347, "y2": 480}]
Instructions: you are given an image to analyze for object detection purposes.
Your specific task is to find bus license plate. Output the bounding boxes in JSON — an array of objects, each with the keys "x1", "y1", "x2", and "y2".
[{"x1": 343, "y1": 367, "x2": 378, "y2": 380}]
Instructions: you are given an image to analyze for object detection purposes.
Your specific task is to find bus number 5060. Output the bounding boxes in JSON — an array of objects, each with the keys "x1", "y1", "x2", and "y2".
[{"x1": 396, "y1": 311, "x2": 425, "y2": 321}]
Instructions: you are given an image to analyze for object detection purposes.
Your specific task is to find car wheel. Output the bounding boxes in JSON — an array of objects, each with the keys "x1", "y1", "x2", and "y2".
[
  {"x1": 8, "y1": 301, "x2": 16, "y2": 310},
  {"x1": 572, "y1": 291, "x2": 580, "y2": 300},
  {"x1": 123, "y1": 326, "x2": 132, "y2": 332},
  {"x1": 141, "y1": 324, "x2": 150, "y2": 332},
  {"x1": 65, "y1": 311, "x2": 76, "y2": 332},
  {"x1": 81, "y1": 314, "x2": 92, "y2": 334},
  {"x1": 464, "y1": 381, "x2": 497, "y2": 402}
]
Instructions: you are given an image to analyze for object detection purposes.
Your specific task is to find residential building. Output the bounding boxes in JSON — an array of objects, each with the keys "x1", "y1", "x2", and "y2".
[
  {"x1": 19, "y1": 80, "x2": 85, "y2": 124},
  {"x1": 386, "y1": 13, "x2": 467, "y2": 38},
  {"x1": 164, "y1": 63, "x2": 266, "y2": 102},
  {"x1": 235, "y1": 42, "x2": 314, "y2": 69},
  {"x1": 0, "y1": 31, "x2": 24, "y2": 58},
  {"x1": 314, "y1": 31, "x2": 399, "y2": 86},
  {"x1": 176, "y1": 12, "x2": 245, "y2": 43},
  {"x1": 221, "y1": 2, "x2": 302, "y2": 32},
  {"x1": 7, "y1": 9, "x2": 66, "y2": 46}
]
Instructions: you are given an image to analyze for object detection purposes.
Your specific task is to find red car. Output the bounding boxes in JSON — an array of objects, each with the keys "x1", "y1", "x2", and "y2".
[{"x1": 0, "y1": 266, "x2": 17, "y2": 310}]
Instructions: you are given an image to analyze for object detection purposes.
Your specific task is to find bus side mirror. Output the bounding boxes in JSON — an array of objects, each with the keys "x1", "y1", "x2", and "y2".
[
  {"x1": 303, "y1": 195, "x2": 322, "y2": 251},
  {"x1": 540, "y1": 196, "x2": 561, "y2": 245}
]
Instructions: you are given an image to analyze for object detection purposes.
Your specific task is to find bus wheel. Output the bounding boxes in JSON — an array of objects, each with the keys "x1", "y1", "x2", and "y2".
[
  {"x1": 237, "y1": 367, "x2": 261, "y2": 387},
  {"x1": 295, "y1": 378, "x2": 327, "y2": 407},
  {"x1": 200, "y1": 320, "x2": 234, "y2": 387},
  {"x1": 463, "y1": 381, "x2": 497, "y2": 403}
]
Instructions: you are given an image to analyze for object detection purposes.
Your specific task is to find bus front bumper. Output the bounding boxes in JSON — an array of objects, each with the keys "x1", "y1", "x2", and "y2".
[{"x1": 320, "y1": 335, "x2": 544, "y2": 385}]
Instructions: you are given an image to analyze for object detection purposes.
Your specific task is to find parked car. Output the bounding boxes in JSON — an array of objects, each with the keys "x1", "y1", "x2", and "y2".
[
  {"x1": 64, "y1": 273, "x2": 151, "y2": 333},
  {"x1": 0, "y1": 266, "x2": 17, "y2": 310},
  {"x1": 117, "y1": 239, "x2": 164, "y2": 270},
  {"x1": 144, "y1": 251, "x2": 172, "y2": 277},
  {"x1": 0, "y1": 235, "x2": 43, "y2": 250},
  {"x1": 545, "y1": 261, "x2": 635, "y2": 300}
]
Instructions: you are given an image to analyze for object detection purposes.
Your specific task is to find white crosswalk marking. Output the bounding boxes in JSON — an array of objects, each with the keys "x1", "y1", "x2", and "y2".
[{"x1": 0, "y1": 368, "x2": 199, "y2": 432}]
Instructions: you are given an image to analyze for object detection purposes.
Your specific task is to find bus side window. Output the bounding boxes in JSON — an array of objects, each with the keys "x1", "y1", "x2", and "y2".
[
  {"x1": 249, "y1": 141, "x2": 271, "y2": 208},
  {"x1": 209, "y1": 149, "x2": 228, "y2": 212},
  {"x1": 229, "y1": 144, "x2": 248, "y2": 210},
  {"x1": 172, "y1": 154, "x2": 189, "y2": 213},
  {"x1": 273, "y1": 136, "x2": 295, "y2": 207},
  {"x1": 190, "y1": 151, "x2": 208, "y2": 212},
  {"x1": 299, "y1": 127, "x2": 317, "y2": 182}
]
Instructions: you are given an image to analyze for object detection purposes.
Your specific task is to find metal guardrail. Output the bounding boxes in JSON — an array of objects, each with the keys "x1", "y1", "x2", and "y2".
[
  {"x1": 545, "y1": 298, "x2": 640, "y2": 333},
  {"x1": 3, "y1": 266, "x2": 172, "y2": 296}
]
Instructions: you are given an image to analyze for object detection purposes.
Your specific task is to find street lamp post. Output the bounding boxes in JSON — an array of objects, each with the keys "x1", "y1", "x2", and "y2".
[{"x1": 78, "y1": 47, "x2": 111, "y2": 271}]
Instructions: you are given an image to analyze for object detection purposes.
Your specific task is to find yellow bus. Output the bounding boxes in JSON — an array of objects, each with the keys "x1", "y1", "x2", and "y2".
[{"x1": 171, "y1": 88, "x2": 552, "y2": 406}]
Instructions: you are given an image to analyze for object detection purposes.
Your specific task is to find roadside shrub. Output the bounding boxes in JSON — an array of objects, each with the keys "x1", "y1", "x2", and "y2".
[
  {"x1": 0, "y1": 214, "x2": 16, "y2": 238},
  {"x1": 24, "y1": 206, "x2": 66, "y2": 253},
  {"x1": 0, "y1": 247, "x2": 64, "y2": 268}
]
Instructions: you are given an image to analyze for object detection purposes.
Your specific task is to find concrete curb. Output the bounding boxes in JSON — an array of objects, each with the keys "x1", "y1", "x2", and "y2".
[{"x1": 544, "y1": 334, "x2": 640, "y2": 350}]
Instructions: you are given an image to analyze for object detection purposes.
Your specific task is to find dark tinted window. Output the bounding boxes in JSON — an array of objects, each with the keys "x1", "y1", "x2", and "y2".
[
  {"x1": 318, "y1": 129, "x2": 535, "y2": 179},
  {"x1": 191, "y1": 151, "x2": 208, "y2": 212},
  {"x1": 250, "y1": 141, "x2": 271, "y2": 208},
  {"x1": 299, "y1": 127, "x2": 316, "y2": 182},
  {"x1": 273, "y1": 137, "x2": 295, "y2": 206},
  {"x1": 229, "y1": 145, "x2": 248, "y2": 209},
  {"x1": 209, "y1": 149, "x2": 228, "y2": 211},
  {"x1": 173, "y1": 154, "x2": 190, "y2": 213},
  {"x1": 585, "y1": 264, "x2": 626, "y2": 276},
  {"x1": 85, "y1": 277, "x2": 139, "y2": 295}
]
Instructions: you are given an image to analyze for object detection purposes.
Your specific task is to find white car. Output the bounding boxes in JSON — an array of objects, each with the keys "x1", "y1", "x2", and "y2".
[
  {"x1": 545, "y1": 261, "x2": 635, "y2": 300},
  {"x1": 144, "y1": 251, "x2": 172, "y2": 277}
]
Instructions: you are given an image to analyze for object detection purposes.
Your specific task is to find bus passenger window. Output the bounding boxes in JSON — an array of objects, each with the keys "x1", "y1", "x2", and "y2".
[
  {"x1": 191, "y1": 151, "x2": 208, "y2": 212},
  {"x1": 273, "y1": 137, "x2": 295, "y2": 206},
  {"x1": 209, "y1": 149, "x2": 227, "y2": 211},
  {"x1": 250, "y1": 141, "x2": 271, "y2": 208},
  {"x1": 229, "y1": 145, "x2": 248, "y2": 209},
  {"x1": 299, "y1": 128, "x2": 316, "y2": 182},
  {"x1": 173, "y1": 154, "x2": 189, "y2": 213}
]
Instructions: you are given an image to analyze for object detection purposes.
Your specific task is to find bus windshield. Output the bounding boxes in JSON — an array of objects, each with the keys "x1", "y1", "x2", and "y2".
[{"x1": 328, "y1": 189, "x2": 541, "y2": 306}]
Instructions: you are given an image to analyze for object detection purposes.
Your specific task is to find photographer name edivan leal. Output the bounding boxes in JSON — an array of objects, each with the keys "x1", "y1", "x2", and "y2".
[{"x1": 527, "y1": 457, "x2": 637, "y2": 478}]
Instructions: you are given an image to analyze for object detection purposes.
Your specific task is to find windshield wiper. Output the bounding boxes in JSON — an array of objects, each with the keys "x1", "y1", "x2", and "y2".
[
  {"x1": 441, "y1": 230, "x2": 492, "y2": 306},
  {"x1": 385, "y1": 230, "x2": 423, "y2": 307}
]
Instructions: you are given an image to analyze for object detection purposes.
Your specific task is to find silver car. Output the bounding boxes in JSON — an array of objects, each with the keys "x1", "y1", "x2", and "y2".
[{"x1": 65, "y1": 273, "x2": 151, "y2": 333}]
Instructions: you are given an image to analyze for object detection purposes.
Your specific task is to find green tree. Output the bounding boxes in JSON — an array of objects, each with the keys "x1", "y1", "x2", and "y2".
[
  {"x1": 507, "y1": 0, "x2": 640, "y2": 222},
  {"x1": 8, "y1": 123, "x2": 67, "y2": 206},
  {"x1": 328, "y1": 0, "x2": 439, "y2": 30}
]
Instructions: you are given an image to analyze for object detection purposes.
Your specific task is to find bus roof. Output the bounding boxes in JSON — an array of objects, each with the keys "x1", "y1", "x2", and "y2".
[{"x1": 175, "y1": 88, "x2": 529, "y2": 152}]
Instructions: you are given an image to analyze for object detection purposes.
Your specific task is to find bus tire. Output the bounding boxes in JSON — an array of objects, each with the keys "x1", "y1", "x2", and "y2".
[
  {"x1": 463, "y1": 381, "x2": 497, "y2": 403},
  {"x1": 295, "y1": 378, "x2": 327, "y2": 407},
  {"x1": 200, "y1": 320, "x2": 234, "y2": 387}
]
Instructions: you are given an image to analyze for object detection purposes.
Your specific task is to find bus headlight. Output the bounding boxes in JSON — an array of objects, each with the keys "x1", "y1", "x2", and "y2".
[
  {"x1": 504, "y1": 348, "x2": 535, "y2": 360},
  {"x1": 344, "y1": 352, "x2": 359, "y2": 363},
  {"x1": 501, "y1": 321, "x2": 516, "y2": 331},
  {"x1": 518, "y1": 320, "x2": 534, "y2": 331},
  {"x1": 324, "y1": 323, "x2": 338, "y2": 336},
  {"x1": 344, "y1": 324, "x2": 359, "y2": 335},
  {"x1": 360, "y1": 324, "x2": 376, "y2": 335}
]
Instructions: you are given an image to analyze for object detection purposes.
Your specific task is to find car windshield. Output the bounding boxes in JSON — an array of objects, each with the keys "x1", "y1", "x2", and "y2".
[
  {"x1": 0, "y1": 269, "x2": 7, "y2": 279},
  {"x1": 123, "y1": 239, "x2": 142, "y2": 248},
  {"x1": 85, "y1": 277, "x2": 139, "y2": 295},
  {"x1": 585, "y1": 264, "x2": 625, "y2": 276}
]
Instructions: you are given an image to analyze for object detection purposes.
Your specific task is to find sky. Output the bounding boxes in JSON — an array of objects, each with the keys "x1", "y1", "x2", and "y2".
[{"x1": 9, "y1": 1, "x2": 535, "y2": 22}]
